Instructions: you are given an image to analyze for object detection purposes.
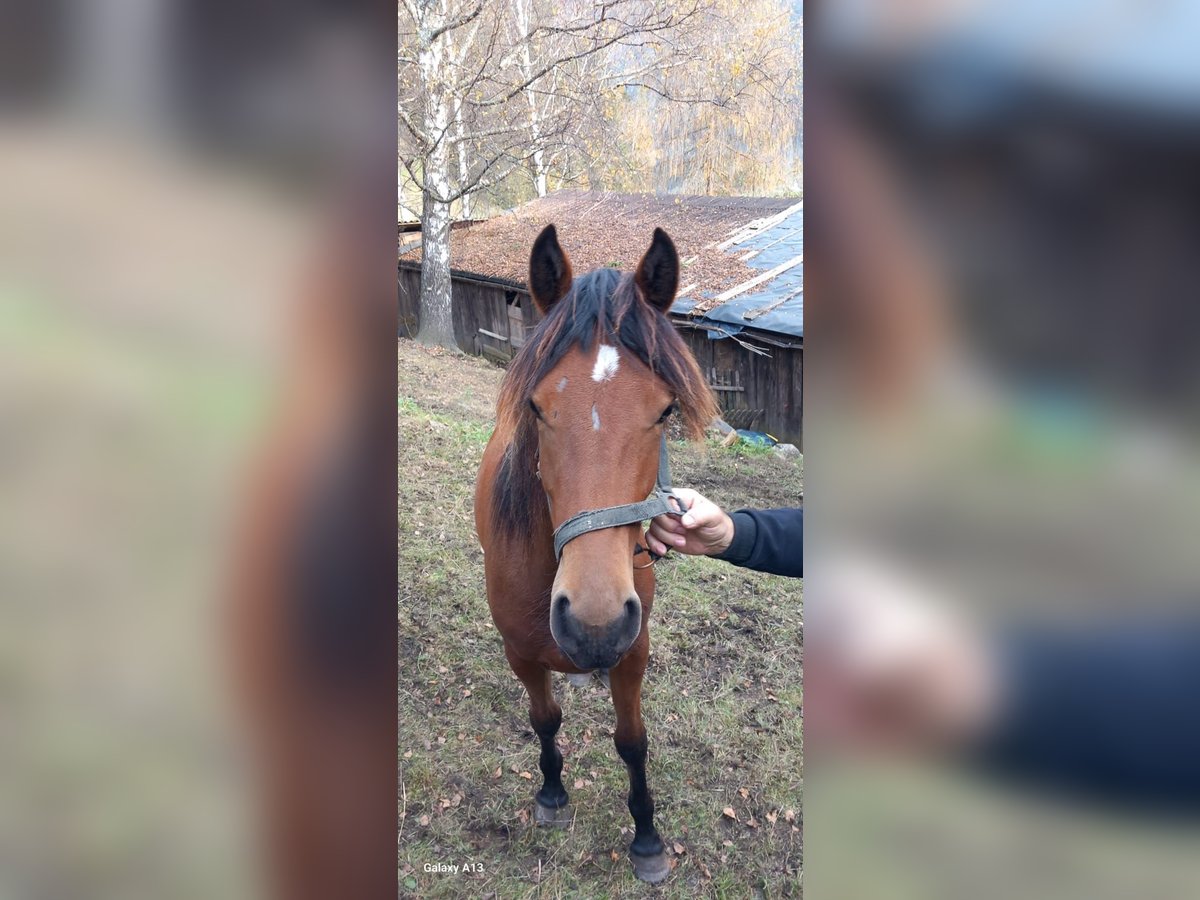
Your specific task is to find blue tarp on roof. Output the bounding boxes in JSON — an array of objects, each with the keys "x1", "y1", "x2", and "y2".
[{"x1": 672, "y1": 204, "x2": 803, "y2": 341}]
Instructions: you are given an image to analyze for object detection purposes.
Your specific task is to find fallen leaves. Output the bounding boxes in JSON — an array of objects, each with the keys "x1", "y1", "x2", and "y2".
[
  {"x1": 400, "y1": 194, "x2": 786, "y2": 300},
  {"x1": 722, "y1": 807, "x2": 738, "y2": 821}
]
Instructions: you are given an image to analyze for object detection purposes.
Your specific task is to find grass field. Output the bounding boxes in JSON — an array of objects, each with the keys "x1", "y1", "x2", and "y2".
[{"x1": 398, "y1": 338, "x2": 804, "y2": 899}]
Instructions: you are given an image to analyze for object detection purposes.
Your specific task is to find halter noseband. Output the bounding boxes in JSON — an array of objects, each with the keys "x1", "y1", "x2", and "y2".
[{"x1": 550, "y1": 435, "x2": 686, "y2": 562}]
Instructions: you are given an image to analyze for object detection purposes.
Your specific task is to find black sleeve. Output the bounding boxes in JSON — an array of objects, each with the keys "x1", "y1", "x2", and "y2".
[
  {"x1": 712, "y1": 507, "x2": 803, "y2": 578},
  {"x1": 971, "y1": 621, "x2": 1200, "y2": 811}
]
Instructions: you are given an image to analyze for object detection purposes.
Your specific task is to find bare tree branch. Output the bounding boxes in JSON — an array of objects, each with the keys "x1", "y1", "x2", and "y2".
[{"x1": 427, "y1": 1, "x2": 485, "y2": 44}]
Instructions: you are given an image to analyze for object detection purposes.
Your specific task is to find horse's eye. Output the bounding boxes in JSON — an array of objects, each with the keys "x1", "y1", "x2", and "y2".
[
  {"x1": 657, "y1": 403, "x2": 675, "y2": 424},
  {"x1": 529, "y1": 399, "x2": 542, "y2": 420}
]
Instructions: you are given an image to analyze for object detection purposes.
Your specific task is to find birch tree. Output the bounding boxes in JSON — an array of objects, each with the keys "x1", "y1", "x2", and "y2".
[{"x1": 399, "y1": 0, "x2": 706, "y2": 350}]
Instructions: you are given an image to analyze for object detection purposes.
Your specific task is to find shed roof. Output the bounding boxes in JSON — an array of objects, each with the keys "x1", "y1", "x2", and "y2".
[
  {"x1": 400, "y1": 190, "x2": 791, "y2": 288},
  {"x1": 672, "y1": 201, "x2": 802, "y2": 343},
  {"x1": 399, "y1": 189, "x2": 803, "y2": 341}
]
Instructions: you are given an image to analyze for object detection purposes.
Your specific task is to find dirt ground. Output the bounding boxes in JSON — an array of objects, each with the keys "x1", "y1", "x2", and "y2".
[{"x1": 398, "y1": 338, "x2": 803, "y2": 898}]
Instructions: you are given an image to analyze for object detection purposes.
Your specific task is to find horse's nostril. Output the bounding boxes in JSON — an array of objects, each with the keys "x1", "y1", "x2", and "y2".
[
  {"x1": 623, "y1": 597, "x2": 642, "y2": 639},
  {"x1": 550, "y1": 594, "x2": 571, "y2": 633}
]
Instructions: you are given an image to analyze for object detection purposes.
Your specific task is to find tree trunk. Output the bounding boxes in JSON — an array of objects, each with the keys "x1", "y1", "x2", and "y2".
[
  {"x1": 515, "y1": 0, "x2": 549, "y2": 199},
  {"x1": 415, "y1": 182, "x2": 457, "y2": 350},
  {"x1": 532, "y1": 147, "x2": 549, "y2": 197},
  {"x1": 454, "y1": 105, "x2": 474, "y2": 220},
  {"x1": 414, "y1": 12, "x2": 459, "y2": 352}
]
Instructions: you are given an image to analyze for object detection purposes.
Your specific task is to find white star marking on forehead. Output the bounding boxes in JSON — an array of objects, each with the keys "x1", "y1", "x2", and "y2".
[
  {"x1": 592, "y1": 344, "x2": 619, "y2": 382},
  {"x1": 556, "y1": 377, "x2": 568, "y2": 392}
]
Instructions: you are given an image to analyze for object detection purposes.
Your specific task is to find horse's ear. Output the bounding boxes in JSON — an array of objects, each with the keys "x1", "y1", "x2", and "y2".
[
  {"x1": 528, "y1": 224, "x2": 573, "y2": 314},
  {"x1": 634, "y1": 228, "x2": 680, "y2": 312}
]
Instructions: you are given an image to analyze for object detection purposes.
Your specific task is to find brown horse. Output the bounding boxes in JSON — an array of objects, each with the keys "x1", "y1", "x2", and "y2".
[{"x1": 474, "y1": 225, "x2": 717, "y2": 883}]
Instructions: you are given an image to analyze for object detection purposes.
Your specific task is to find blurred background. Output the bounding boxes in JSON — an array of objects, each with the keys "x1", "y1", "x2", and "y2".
[
  {"x1": 807, "y1": 0, "x2": 1200, "y2": 897},
  {"x1": 1, "y1": 1, "x2": 394, "y2": 897}
]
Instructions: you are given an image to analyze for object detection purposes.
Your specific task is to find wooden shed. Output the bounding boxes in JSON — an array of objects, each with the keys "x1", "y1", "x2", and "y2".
[
  {"x1": 399, "y1": 191, "x2": 803, "y2": 444},
  {"x1": 398, "y1": 262, "x2": 536, "y2": 363}
]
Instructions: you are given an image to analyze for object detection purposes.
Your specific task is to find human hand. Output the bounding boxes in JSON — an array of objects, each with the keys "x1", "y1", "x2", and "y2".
[
  {"x1": 805, "y1": 554, "x2": 1000, "y2": 757},
  {"x1": 646, "y1": 488, "x2": 735, "y2": 557}
]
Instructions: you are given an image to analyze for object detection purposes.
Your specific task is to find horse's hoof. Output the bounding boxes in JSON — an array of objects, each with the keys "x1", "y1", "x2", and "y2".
[
  {"x1": 629, "y1": 850, "x2": 670, "y2": 883},
  {"x1": 534, "y1": 802, "x2": 573, "y2": 827}
]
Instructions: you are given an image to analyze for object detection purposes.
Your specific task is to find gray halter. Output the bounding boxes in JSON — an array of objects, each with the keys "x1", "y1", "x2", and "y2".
[{"x1": 551, "y1": 435, "x2": 685, "y2": 561}]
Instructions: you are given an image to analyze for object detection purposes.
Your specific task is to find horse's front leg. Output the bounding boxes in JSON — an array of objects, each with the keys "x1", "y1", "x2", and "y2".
[
  {"x1": 610, "y1": 647, "x2": 670, "y2": 883},
  {"x1": 505, "y1": 646, "x2": 571, "y2": 826}
]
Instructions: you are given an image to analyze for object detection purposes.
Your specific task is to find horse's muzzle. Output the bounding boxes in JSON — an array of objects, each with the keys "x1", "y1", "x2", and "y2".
[{"x1": 549, "y1": 594, "x2": 641, "y2": 670}]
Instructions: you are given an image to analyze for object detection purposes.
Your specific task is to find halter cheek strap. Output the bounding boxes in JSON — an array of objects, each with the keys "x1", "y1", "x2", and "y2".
[{"x1": 551, "y1": 435, "x2": 685, "y2": 561}]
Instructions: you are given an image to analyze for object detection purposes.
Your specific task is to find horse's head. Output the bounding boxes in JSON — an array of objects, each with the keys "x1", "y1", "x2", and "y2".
[{"x1": 515, "y1": 224, "x2": 710, "y2": 669}]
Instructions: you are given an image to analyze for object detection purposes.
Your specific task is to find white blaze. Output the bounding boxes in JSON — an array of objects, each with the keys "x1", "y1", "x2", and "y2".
[
  {"x1": 556, "y1": 377, "x2": 568, "y2": 392},
  {"x1": 592, "y1": 344, "x2": 620, "y2": 382},
  {"x1": 592, "y1": 404, "x2": 601, "y2": 431}
]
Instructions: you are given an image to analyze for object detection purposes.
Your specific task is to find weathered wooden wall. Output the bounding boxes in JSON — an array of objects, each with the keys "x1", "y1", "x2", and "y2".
[
  {"x1": 398, "y1": 262, "x2": 802, "y2": 445},
  {"x1": 398, "y1": 265, "x2": 420, "y2": 338},
  {"x1": 398, "y1": 262, "x2": 535, "y2": 357},
  {"x1": 675, "y1": 326, "x2": 803, "y2": 446}
]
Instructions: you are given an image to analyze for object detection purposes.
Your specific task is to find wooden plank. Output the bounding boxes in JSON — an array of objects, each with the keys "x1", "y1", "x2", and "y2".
[
  {"x1": 451, "y1": 280, "x2": 472, "y2": 352},
  {"x1": 708, "y1": 254, "x2": 803, "y2": 305},
  {"x1": 480, "y1": 343, "x2": 509, "y2": 363},
  {"x1": 507, "y1": 303, "x2": 525, "y2": 349},
  {"x1": 397, "y1": 266, "x2": 421, "y2": 337}
]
